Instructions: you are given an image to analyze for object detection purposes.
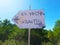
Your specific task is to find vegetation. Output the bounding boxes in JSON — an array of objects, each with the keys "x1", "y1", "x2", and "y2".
[{"x1": 0, "y1": 19, "x2": 60, "y2": 45}]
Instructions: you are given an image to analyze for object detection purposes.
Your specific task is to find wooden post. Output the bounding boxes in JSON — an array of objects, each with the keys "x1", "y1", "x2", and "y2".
[
  {"x1": 28, "y1": 28, "x2": 31, "y2": 45},
  {"x1": 28, "y1": 5, "x2": 31, "y2": 45}
]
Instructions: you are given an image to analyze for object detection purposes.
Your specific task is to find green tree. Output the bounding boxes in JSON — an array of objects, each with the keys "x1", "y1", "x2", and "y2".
[
  {"x1": 0, "y1": 19, "x2": 14, "y2": 41},
  {"x1": 53, "y1": 20, "x2": 60, "y2": 45},
  {"x1": 24, "y1": 28, "x2": 50, "y2": 45},
  {"x1": 8, "y1": 25, "x2": 26, "y2": 41}
]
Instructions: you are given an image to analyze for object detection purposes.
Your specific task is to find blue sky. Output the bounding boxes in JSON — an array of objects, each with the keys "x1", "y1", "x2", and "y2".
[{"x1": 0, "y1": 0, "x2": 60, "y2": 30}]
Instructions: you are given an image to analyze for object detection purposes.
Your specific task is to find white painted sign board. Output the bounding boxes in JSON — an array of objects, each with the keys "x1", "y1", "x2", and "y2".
[{"x1": 12, "y1": 10, "x2": 45, "y2": 28}]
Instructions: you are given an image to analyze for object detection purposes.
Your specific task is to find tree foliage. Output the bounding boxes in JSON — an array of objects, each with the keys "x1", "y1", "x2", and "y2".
[{"x1": 0, "y1": 19, "x2": 60, "y2": 45}]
